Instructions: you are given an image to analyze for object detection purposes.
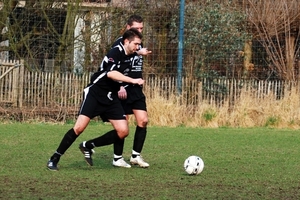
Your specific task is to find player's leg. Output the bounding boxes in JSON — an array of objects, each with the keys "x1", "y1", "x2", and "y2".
[
  {"x1": 47, "y1": 115, "x2": 90, "y2": 171},
  {"x1": 83, "y1": 119, "x2": 129, "y2": 148},
  {"x1": 111, "y1": 119, "x2": 131, "y2": 168},
  {"x1": 112, "y1": 125, "x2": 129, "y2": 167},
  {"x1": 112, "y1": 98, "x2": 130, "y2": 165},
  {"x1": 80, "y1": 101, "x2": 131, "y2": 168},
  {"x1": 76, "y1": 116, "x2": 95, "y2": 166},
  {"x1": 47, "y1": 88, "x2": 95, "y2": 171},
  {"x1": 82, "y1": 119, "x2": 131, "y2": 168},
  {"x1": 132, "y1": 109, "x2": 148, "y2": 151},
  {"x1": 130, "y1": 109, "x2": 149, "y2": 168}
]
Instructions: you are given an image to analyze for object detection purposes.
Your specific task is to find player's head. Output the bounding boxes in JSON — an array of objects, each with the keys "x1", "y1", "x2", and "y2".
[
  {"x1": 123, "y1": 28, "x2": 143, "y2": 43},
  {"x1": 126, "y1": 14, "x2": 143, "y2": 33},
  {"x1": 122, "y1": 28, "x2": 143, "y2": 54}
]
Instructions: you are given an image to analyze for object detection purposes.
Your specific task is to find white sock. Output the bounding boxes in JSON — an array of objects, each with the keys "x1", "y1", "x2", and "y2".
[
  {"x1": 132, "y1": 150, "x2": 140, "y2": 156},
  {"x1": 114, "y1": 154, "x2": 122, "y2": 159}
]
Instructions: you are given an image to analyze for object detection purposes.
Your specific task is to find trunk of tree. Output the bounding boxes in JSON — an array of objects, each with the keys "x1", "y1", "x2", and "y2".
[
  {"x1": 243, "y1": 40, "x2": 253, "y2": 78},
  {"x1": 285, "y1": 36, "x2": 295, "y2": 81}
]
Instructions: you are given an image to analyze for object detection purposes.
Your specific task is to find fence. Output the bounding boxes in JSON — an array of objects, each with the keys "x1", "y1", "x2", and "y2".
[
  {"x1": 1, "y1": 59, "x2": 300, "y2": 120},
  {"x1": 0, "y1": 60, "x2": 24, "y2": 107}
]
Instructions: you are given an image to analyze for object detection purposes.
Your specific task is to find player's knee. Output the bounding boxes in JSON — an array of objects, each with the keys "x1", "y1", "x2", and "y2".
[
  {"x1": 138, "y1": 117, "x2": 148, "y2": 128},
  {"x1": 73, "y1": 115, "x2": 90, "y2": 135},
  {"x1": 141, "y1": 120, "x2": 148, "y2": 128},
  {"x1": 116, "y1": 128, "x2": 129, "y2": 139},
  {"x1": 73, "y1": 127, "x2": 84, "y2": 135}
]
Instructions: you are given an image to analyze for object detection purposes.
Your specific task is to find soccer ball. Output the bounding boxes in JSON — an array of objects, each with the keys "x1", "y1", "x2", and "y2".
[{"x1": 184, "y1": 155, "x2": 204, "y2": 175}]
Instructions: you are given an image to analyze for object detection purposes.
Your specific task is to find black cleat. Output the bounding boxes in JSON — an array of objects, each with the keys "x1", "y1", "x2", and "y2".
[
  {"x1": 47, "y1": 158, "x2": 59, "y2": 171},
  {"x1": 79, "y1": 141, "x2": 94, "y2": 166}
]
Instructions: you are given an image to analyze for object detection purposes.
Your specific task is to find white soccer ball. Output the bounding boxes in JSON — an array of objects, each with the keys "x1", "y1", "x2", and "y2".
[{"x1": 184, "y1": 155, "x2": 204, "y2": 175}]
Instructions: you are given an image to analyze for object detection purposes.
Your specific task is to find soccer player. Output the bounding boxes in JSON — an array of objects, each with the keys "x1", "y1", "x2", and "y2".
[
  {"x1": 79, "y1": 15, "x2": 151, "y2": 168},
  {"x1": 113, "y1": 15, "x2": 151, "y2": 168},
  {"x1": 47, "y1": 28, "x2": 143, "y2": 171}
]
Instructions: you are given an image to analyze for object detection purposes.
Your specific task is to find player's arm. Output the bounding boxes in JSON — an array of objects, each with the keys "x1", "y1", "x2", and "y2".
[{"x1": 107, "y1": 71, "x2": 144, "y2": 86}]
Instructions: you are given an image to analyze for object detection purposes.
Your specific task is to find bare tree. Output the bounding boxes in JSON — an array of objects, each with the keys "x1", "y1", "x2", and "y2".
[
  {"x1": 0, "y1": 0, "x2": 19, "y2": 49},
  {"x1": 0, "y1": 0, "x2": 83, "y2": 71},
  {"x1": 246, "y1": 0, "x2": 300, "y2": 80}
]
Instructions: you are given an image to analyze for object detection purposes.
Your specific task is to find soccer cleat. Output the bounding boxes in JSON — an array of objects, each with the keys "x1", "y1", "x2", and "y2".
[
  {"x1": 47, "y1": 159, "x2": 59, "y2": 171},
  {"x1": 130, "y1": 155, "x2": 149, "y2": 168},
  {"x1": 79, "y1": 141, "x2": 94, "y2": 166},
  {"x1": 112, "y1": 157, "x2": 131, "y2": 168}
]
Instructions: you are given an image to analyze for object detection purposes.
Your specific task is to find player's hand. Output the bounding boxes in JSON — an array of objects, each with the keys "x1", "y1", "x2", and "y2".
[
  {"x1": 137, "y1": 48, "x2": 152, "y2": 56},
  {"x1": 118, "y1": 86, "x2": 127, "y2": 99},
  {"x1": 131, "y1": 78, "x2": 144, "y2": 86}
]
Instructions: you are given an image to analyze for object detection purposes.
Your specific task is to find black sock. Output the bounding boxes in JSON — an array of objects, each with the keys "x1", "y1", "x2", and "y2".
[
  {"x1": 114, "y1": 137, "x2": 125, "y2": 156},
  {"x1": 51, "y1": 128, "x2": 78, "y2": 161},
  {"x1": 50, "y1": 154, "x2": 61, "y2": 164},
  {"x1": 85, "y1": 130, "x2": 119, "y2": 149},
  {"x1": 132, "y1": 126, "x2": 147, "y2": 154}
]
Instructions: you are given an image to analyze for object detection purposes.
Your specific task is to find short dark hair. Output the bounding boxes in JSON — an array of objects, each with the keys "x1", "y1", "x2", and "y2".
[
  {"x1": 122, "y1": 28, "x2": 143, "y2": 43},
  {"x1": 127, "y1": 15, "x2": 143, "y2": 26}
]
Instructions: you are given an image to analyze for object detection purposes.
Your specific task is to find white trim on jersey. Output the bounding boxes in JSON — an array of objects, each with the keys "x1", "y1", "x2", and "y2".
[
  {"x1": 93, "y1": 72, "x2": 106, "y2": 84},
  {"x1": 79, "y1": 87, "x2": 90, "y2": 114}
]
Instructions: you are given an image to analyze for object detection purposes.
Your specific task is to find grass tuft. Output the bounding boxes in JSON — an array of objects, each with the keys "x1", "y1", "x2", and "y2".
[{"x1": 142, "y1": 86, "x2": 300, "y2": 128}]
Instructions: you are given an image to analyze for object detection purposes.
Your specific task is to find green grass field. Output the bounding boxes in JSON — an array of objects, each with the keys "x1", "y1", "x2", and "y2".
[{"x1": 1, "y1": 122, "x2": 300, "y2": 199}]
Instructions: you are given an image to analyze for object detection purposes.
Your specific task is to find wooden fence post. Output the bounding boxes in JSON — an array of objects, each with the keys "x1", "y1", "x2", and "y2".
[
  {"x1": 18, "y1": 60, "x2": 24, "y2": 108},
  {"x1": 12, "y1": 60, "x2": 18, "y2": 107}
]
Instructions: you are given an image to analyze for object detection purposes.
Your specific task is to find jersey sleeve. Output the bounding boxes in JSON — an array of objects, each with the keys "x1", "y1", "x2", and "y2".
[{"x1": 101, "y1": 47, "x2": 123, "y2": 73}]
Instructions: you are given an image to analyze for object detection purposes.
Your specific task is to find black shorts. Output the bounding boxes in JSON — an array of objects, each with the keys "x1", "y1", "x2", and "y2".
[
  {"x1": 79, "y1": 89, "x2": 126, "y2": 122},
  {"x1": 121, "y1": 85, "x2": 147, "y2": 115}
]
